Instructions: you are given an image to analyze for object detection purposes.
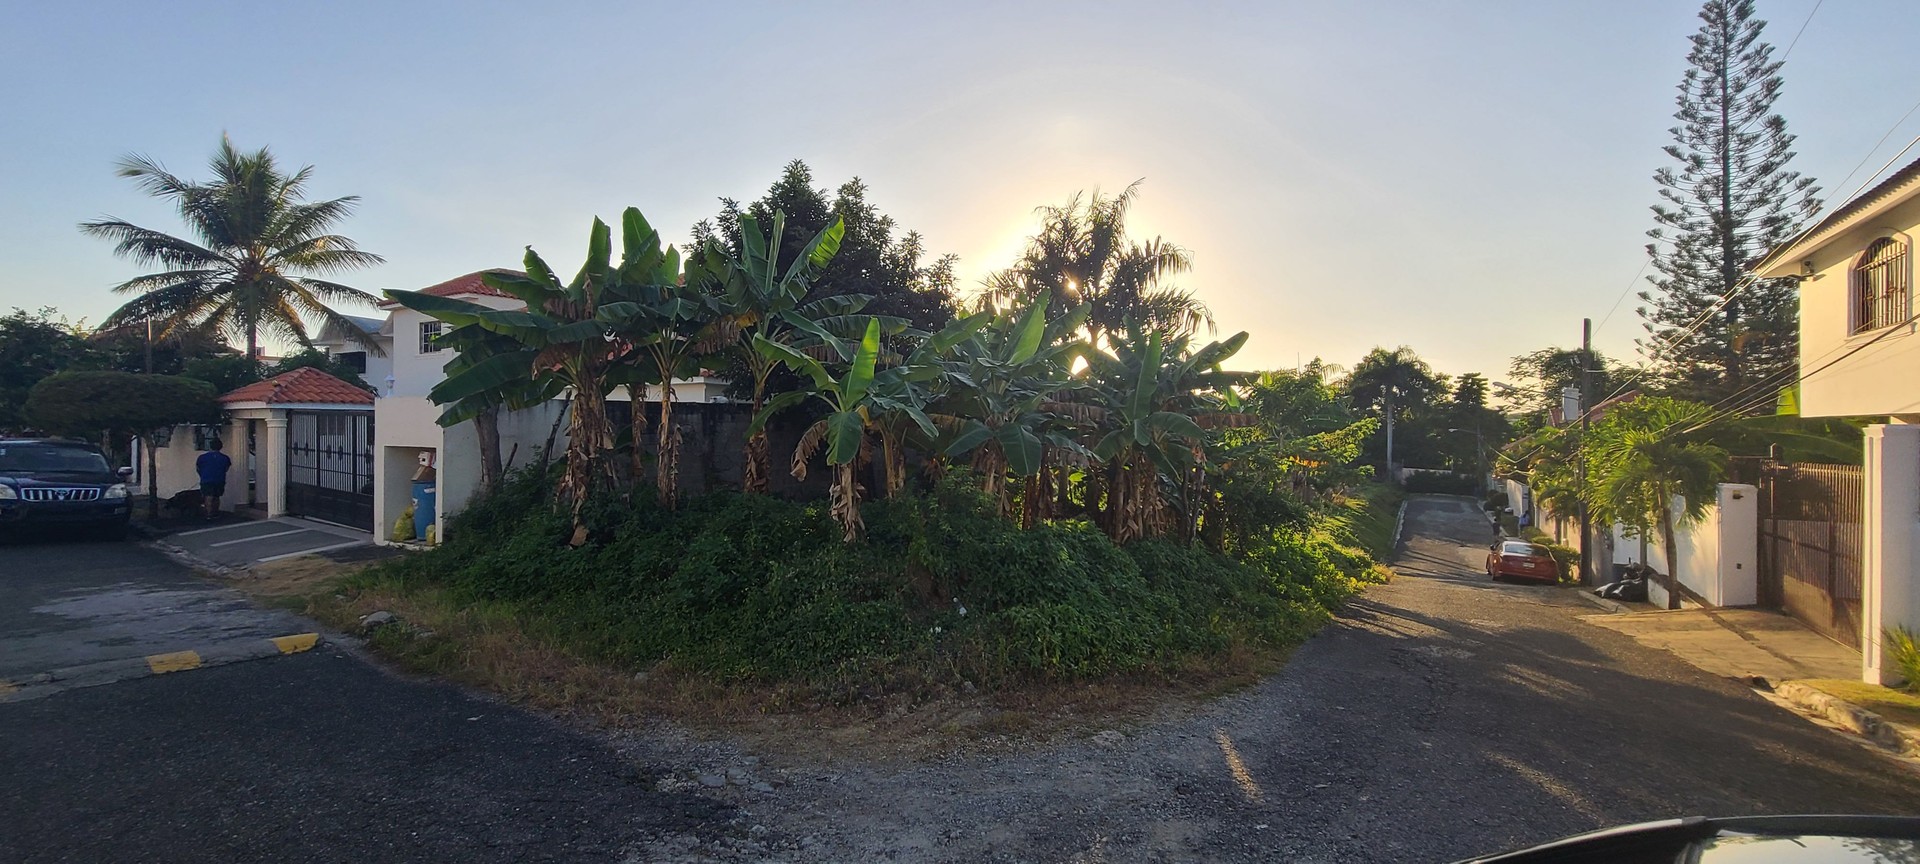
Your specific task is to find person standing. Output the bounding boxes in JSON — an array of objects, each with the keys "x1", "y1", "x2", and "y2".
[{"x1": 196, "y1": 438, "x2": 233, "y2": 520}]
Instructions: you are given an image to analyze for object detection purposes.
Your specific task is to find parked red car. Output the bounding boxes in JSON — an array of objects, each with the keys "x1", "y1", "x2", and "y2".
[{"x1": 1485, "y1": 540, "x2": 1559, "y2": 583}]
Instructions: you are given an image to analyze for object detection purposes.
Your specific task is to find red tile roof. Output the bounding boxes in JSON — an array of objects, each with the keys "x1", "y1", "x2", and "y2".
[
  {"x1": 379, "y1": 269, "x2": 524, "y2": 307},
  {"x1": 220, "y1": 367, "x2": 374, "y2": 406}
]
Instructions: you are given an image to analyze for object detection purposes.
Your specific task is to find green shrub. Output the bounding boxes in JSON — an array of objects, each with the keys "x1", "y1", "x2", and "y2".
[
  {"x1": 367, "y1": 470, "x2": 1398, "y2": 686},
  {"x1": 1886, "y1": 626, "x2": 1920, "y2": 691}
]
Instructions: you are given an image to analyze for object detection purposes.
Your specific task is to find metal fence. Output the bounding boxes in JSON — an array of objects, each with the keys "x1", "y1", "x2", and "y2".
[{"x1": 1758, "y1": 461, "x2": 1863, "y2": 648}]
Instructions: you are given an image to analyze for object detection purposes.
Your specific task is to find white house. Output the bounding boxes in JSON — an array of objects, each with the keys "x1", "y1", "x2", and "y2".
[
  {"x1": 361, "y1": 270, "x2": 730, "y2": 545},
  {"x1": 1757, "y1": 156, "x2": 1920, "y2": 685},
  {"x1": 311, "y1": 314, "x2": 392, "y2": 391}
]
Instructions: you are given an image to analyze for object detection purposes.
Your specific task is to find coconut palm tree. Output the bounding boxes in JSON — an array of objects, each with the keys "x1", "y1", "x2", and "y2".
[
  {"x1": 984, "y1": 181, "x2": 1210, "y2": 344},
  {"x1": 81, "y1": 137, "x2": 384, "y2": 368},
  {"x1": 1582, "y1": 397, "x2": 1727, "y2": 609}
]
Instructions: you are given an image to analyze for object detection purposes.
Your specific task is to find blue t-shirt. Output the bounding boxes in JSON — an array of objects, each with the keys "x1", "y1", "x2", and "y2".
[{"x1": 196, "y1": 451, "x2": 233, "y2": 485}]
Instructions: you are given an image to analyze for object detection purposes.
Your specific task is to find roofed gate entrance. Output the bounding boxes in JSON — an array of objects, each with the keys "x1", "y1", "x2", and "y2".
[{"x1": 286, "y1": 410, "x2": 375, "y2": 531}]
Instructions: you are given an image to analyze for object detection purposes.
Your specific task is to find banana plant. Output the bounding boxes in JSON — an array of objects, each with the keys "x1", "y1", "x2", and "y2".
[
  {"x1": 935, "y1": 295, "x2": 1092, "y2": 520},
  {"x1": 751, "y1": 318, "x2": 894, "y2": 542},
  {"x1": 387, "y1": 207, "x2": 671, "y2": 540},
  {"x1": 426, "y1": 322, "x2": 565, "y2": 492},
  {"x1": 597, "y1": 211, "x2": 725, "y2": 509},
  {"x1": 1081, "y1": 323, "x2": 1251, "y2": 542},
  {"x1": 702, "y1": 211, "x2": 875, "y2": 494}
]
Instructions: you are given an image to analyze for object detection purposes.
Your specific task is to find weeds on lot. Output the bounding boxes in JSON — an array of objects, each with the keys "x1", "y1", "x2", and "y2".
[{"x1": 284, "y1": 469, "x2": 1396, "y2": 750}]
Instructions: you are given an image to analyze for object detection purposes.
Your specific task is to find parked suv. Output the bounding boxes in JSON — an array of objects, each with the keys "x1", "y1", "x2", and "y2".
[{"x1": 0, "y1": 438, "x2": 134, "y2": 537}]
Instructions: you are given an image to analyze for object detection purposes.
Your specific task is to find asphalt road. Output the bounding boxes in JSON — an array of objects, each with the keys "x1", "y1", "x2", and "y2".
[
  {"x1": 5, "y1": 500, "x2": 1917, "y2": 864},
  {"x1": 721, "y1": 495, "x2": 1920, "y2": 863},
  {"x1": 0, "y1": 534, "x2": 730, "y2": 864},
  {"x1": 1246, "y1": 495, "x2": 1920, "y2": 858}
]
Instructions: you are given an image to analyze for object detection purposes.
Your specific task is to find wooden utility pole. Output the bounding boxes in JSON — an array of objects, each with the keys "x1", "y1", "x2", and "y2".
[{"x1": 1578, "y1": 318, "x2": 1594, "y2": 584}]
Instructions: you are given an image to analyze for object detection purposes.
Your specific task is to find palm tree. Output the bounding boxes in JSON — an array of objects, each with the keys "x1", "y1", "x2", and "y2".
[
  {"x1": 984, "y1": 181, "x2": 1210, "y2": 344},
  {"x1": 1582, "y1": 397, "x2": 1727, "y2": 609},
  {"x1": 1344, "y1": 346, "x2": 1443, "y2": 481},
  {"x1": 82, "y1": 137, "x2": 384, "y2": 368}
]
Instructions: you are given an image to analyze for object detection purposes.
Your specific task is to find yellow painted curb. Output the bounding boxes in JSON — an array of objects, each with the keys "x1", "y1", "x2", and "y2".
[
  {"x1": 271, "y1": 633, "x2": 320, "y2": 654},
  {"x1": 146, "y1": 650, "x2": 203, "y2": 674}
]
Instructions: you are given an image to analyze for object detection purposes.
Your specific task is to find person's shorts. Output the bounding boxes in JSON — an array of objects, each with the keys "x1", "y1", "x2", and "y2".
[{"x1": 200, "y1": 482, "x2": 226, "y2": 498}]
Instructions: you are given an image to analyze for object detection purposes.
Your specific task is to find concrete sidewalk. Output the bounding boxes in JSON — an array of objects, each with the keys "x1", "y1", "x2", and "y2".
[{"x1": 1582, "y1": 607, "x2": 1861, "y2": 685}]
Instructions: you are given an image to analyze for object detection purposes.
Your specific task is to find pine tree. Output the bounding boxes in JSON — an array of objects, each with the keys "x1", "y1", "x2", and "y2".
[{"x1": 1640, "y1": 0, "x2": 1817, "y2": 406}]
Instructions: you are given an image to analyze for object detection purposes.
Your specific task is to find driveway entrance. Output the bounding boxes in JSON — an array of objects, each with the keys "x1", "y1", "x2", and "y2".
[{"x1": 286, "y1": 410, "x2": 374, "y2": 531}]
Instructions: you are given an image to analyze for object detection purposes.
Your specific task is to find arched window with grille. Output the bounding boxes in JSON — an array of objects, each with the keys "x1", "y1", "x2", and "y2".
[{"x1": 1852, "y1": 236, "x2": 1910, "y2": 334}]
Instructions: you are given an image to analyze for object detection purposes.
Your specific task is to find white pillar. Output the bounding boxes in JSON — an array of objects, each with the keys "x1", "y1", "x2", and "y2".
[
  {"x1": 1863, "y1": 424, "x2": 1920, "y2": 686},
  {"x1": 225, "y1": 419, "x2": 249, "y2": 506},
  {"x1": 264, "y1": 416, "x2": 290, "y2": 518}
]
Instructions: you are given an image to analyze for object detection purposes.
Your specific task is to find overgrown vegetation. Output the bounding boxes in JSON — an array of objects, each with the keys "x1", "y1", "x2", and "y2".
[{"x1": 338, "y1": 467, "x2": 1393, "y2": 690}]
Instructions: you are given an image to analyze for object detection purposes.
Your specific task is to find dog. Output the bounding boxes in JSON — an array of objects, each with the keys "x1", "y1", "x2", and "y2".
[{"x1": 163, "y1": 488, "x2": 205, "y2": 517}]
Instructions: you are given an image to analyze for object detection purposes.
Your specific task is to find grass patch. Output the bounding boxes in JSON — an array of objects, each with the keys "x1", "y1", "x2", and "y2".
[
  {"x1": 1322, "y1": 485, "x2": 1404, "y2": 563},
  {"x1": 1799, "y1": 679, "x2": 1920, "y2": 729}
]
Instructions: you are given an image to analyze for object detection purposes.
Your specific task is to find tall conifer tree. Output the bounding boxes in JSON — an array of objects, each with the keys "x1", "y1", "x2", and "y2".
[{"x1": 1640, "y1": 0, "x2": 1817, "y2": 405}]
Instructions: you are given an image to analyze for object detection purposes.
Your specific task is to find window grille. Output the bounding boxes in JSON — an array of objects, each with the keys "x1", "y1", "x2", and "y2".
[
  {"x1": 1852, "y1": 237, "x2": 1910, "y2": 334},
  {"x1": 419, "y1": 321, "x2": 445, "y2": 354}
]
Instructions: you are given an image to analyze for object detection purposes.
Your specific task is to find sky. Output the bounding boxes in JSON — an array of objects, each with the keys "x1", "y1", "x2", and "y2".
[{"x1": 5, "y1": 0, "x2": 1919, "y2": 387}]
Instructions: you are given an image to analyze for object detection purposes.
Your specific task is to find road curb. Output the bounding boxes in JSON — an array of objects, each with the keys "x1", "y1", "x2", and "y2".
[
  {"x1": 0, "y1": 632, "x2": 322, "y2": 704},
  {"x1": 1775, "y1": 681, "x2": 1920, "y2": 757},
  {"x1": 1391, "y1": 499, "x2": 1408, "y2": 553}
]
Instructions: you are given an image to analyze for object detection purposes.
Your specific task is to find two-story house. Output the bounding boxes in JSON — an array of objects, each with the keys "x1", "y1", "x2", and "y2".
[
  {"x1": 1757, "y1": 157, "x2": 1920, "y2": 685},
  {"x1": 315, "y1": 269, "x2": 729, "y2": 545}
]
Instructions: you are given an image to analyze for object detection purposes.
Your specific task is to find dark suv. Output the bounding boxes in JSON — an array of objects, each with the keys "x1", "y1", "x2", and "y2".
[{"x1": 0, "y1": 438, "x2": 134, "y2": 537}]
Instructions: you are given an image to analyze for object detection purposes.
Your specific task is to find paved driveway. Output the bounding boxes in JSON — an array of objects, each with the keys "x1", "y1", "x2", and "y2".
[
  {"x1": 163, "y1": 517, "x2": 371, "y2": 567},
  {"x1": 0, "y1": 534, "x2": 728, "y2": 863}
]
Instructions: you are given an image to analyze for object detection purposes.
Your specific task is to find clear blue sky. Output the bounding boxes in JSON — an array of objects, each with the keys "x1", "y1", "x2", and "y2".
[{"x1": 4, "y1": 0, "x2": 1916, "y2": 383}]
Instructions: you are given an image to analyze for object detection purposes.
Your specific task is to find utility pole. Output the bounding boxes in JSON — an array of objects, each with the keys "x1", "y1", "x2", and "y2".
[{"x1": 1578, "y1": 318, "x2": 1594, "y2": 585}]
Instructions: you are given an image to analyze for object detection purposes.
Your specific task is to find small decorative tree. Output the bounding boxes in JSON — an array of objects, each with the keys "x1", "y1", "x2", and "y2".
[{"x1": 25, "y1": 371, "x2": 221, "y2": 517}]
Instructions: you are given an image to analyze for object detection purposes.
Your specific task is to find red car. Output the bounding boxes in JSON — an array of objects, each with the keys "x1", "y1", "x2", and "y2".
[{"x1": 1485, "y1": 540, "x2": 1559, "y2": 583}]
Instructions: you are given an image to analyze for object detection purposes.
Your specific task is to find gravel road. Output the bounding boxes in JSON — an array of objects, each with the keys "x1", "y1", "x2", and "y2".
[{"x1": 633, "y1": 495, "x2": 1920, "y2": 863}]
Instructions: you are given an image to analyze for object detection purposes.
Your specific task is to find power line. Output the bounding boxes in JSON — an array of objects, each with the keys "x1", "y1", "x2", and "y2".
[{"x1": 1587, "y1": 126, "x2": 1920, "y2": 416}]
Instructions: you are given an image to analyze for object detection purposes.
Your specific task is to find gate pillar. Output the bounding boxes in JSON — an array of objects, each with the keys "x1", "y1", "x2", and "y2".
[
  {"x1": 1863, "y1": 424, "x2": 1920, "y2": 686},
  {"x1": 265, "y1": 415, "x2": 290, "y2": 518}
]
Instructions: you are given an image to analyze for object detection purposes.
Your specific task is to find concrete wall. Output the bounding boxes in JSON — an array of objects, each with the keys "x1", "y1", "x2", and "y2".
[
  {"x1": 134, "y1": 425, "x2": 214, "y2": 500},
  {"x1": 372, "y1": 397, "x2": 568, "y2": 544},
  {"x1": 1791, "y1": 197, "x2": 1920, "y2": 419},
  {"x1": 1609, "y1": 484, "x2": 1758, "y2": 609}
]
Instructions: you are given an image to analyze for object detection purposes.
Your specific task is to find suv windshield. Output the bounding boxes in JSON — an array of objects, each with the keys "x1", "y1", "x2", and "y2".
[{"x1": 0, "y1": 445, "x2": 111, "y2": 474}]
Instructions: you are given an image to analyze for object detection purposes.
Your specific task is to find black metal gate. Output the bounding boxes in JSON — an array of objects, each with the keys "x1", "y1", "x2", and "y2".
[
  {"x1": 1757, "y1": 461, "x2": 1863, "y2": 648},
  {"x1": 286, "y1": 411, "x2": 375, "y2": 531}
]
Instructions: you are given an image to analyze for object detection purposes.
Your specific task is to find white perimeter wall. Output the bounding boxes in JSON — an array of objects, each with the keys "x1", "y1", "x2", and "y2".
[
  {"x1": 373, "y1": 395, "x2": 567, "y2": 544},
  {"x1": 1608, "y1": 484, "x2": 1758, "y2": 608}
]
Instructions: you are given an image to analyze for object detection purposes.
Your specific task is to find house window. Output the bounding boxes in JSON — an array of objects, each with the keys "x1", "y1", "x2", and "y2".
[
  {"x1": 336, "y1": 351, "x2": 368, "y2": 373},
  {"x1": 1852, "y1": 237, "x2": 1911, "y2": 334},
  {"x1": 419, "y1": 321, "x2": 445, "y2": 354}
]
